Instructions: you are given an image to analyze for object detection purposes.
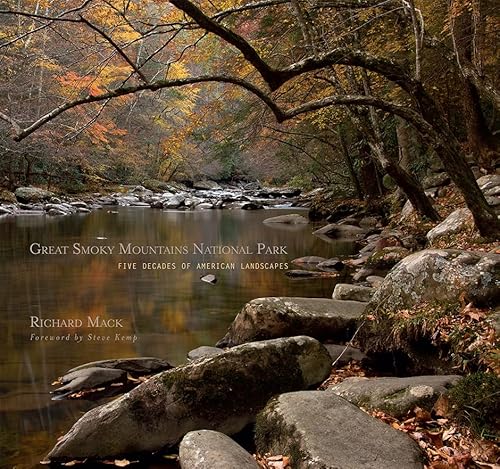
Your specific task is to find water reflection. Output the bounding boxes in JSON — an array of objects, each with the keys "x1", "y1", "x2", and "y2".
[{"x1": 0, "y1": 208, "x2": 356, "y2": 468}]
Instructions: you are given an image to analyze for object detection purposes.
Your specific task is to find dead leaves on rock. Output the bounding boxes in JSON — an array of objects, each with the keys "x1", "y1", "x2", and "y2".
[
  {"x1": 255, "y1": 453, "x2": 291, "y2": 469},
  {"x1": 367, "y1": 405, "x2": 499, "y2": 469},
  {"x1": 318, "y1": 361, "x2": 368, "y2": 389}
]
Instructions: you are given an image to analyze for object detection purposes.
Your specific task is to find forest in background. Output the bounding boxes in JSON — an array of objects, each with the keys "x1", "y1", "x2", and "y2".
[{"x1": 0, "y1": 0, "x2": 498, "y2": 235}]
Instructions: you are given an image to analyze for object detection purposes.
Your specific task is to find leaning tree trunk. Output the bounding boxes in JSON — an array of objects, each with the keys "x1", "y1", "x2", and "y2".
[{"x1": 371, "y1": 140, "x2": 440, "y2": 221}]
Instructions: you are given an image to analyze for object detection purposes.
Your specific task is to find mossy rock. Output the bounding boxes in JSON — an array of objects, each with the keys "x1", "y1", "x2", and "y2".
[{"x1": 46, "y1": 336, "x2": 331, "y2": 461}]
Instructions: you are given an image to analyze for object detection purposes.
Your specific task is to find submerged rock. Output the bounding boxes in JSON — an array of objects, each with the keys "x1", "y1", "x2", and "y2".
[
  {"x1": 291, "y1": 256, "x2": 327, "y2": 265},
  {"x1": 329, "y1": 375, "x2": 461, "y2": 418},
  {"x1": 179, "y1": 430, "x2": 259, "y2": 469},
  {"x1": 313, "y1": 223, "x2": 367, "y2": 239},
  {"x1": 47, "y1": 336, "x2": 331, "y2": 461},
  {"x1": 256, "y1": 391, "x2": 424, "y2": 469},
  {"x1": 263, "y1": 213, "x2": 308, "y2": 224},
  {"x1": 217, "y1": 297, "x2": 367, "y2": 347}
]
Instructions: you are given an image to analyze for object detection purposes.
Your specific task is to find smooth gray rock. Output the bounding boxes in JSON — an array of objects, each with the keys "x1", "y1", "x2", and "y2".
[
  {"x1": 193, "y1": 180, "x2": 222, "y2": 190},
  {"x1": 313, "y1": 223, "x2": 367, "y2": 239},
  {"x1": 163, "y1": 194, "x2": 186, "y2": 209},
  {"x1": 477, "y1": 174, "x2": 500, "y2": 194},
  {"x1": 329, "y1": 375, "x2": 461, "y2": 417},
  {"x1": 426, "y1": 208, "x2": 474, "y2": 243},
  {"x1": 256, "y1": 391, "x2": 424, "y2": 469},
  {"x1": 67, "y1": 357, "x2": 173, "y2": 376},
  {"x1": 217, "y1": 297, "x2": 367, "y2": 347},
  {"x1": 332, "y1": 284, "x2": 375, "y2": 302},
  {"x1": 179, "y1": 430, "x2": 259, "y2": 469},
  {"x1": 285, "y1": 270, "x2": 339, "y2": 278},
  {"x1": 187, "y1": 346, "x2": 224, "y2": 361},
  {"x1": 291, "y1": 256, "x2": 327, "y2": 265},
  {"x1": 366, "y1": 275, "x2": 385, "y2": 288},
  {"x1": 369, "y1": 249, "x2": 500, "y2": 310},
  {"x1": 263, "y1": 214, "x2": 308, "y2": 224},
  {"x1": 15, "y1": 186, "x2": 55, "y2": 203},
  {"x1": 324, "y1": 344, "x2": 367, "y2": 366},
  {"x1": 53, "y1": 367, "x2": 127, "y2": 395},
  {"x1": 317, "y1": 258, "x2": 345, "y2": 271},
  {"x1": 47, "y1": 336, "x2": 331, "y2": 461},
  {"x1": 423, "y1": 172, "x2": 450, "y2": 189}
]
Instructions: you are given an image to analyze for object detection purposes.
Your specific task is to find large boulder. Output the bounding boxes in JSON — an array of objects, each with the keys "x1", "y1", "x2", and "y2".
[
  {"x1": 426, "y1": 208, "x2": 474, "y2": 244},
  {"x1": 179, "y1": 430, "x2": 259, "y2": 469},
  {"x1": 256, "y1": 391, "x2": 424, "y2": 469},
  {"x1": 46, "y1": 336, "x2": 331, "y2": 461},
  {"x1": 369, "y1": 249, "x2": 499, "y2": 310},
  {"x1": 329, "y1": 375, "x2": 461, "y2": 418},
  {"x1": 359, "y1": 250, "x2": 499, "y2": 373},
  {"x1": 217, "y1": 297, "x2": 367, "y2": 347},
  {"x1": 15, "y1": 186, "x2": 55, "y2": 203},
  {"x1": 263, "y1": 214, "x2": 308, "y2": 224}
]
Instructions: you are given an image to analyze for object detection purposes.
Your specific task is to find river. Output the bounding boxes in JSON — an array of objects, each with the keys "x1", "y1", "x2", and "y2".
[{"x1": 0, "y1": 207, "x2": 356, "y2": 468}]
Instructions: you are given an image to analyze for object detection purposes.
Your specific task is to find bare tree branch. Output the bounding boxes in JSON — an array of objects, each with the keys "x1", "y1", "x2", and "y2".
[
  {"x1": 12, "y1": 75, "x2": 284, "y2": 141},
  {"x1": 79, "y1": 15, "x2": 149, "y2": 83},
  {"x1": 0, "y1": 111, "x2": 21, "y2": 134}
]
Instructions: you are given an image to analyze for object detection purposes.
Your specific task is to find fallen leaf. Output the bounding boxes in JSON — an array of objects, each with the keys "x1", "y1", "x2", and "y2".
[{"x1": 114, "y1": 459, "x2": 130, "y2": 467}]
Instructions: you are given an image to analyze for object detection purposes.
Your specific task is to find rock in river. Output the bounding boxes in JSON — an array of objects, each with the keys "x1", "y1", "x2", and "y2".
[
  {"x1": 217, "y1": 297, "x2": 367, "y2": 347},
  {"x1": 256, "y1": 391, "x2": 424, "y2": 469},
  {"x1": 179, "y1": 430, "x2": 260, "y2": 469},
  {"x1": 263, "y1": 213, "x2": 308, "y2": 224},
  {"x1": 46, "y1": 336, "x2": 331, "y2": 461},
  {"x1": 52, "y1": 367, "x2": 127, "y2": 396},
  {"x1": 66, "y1": 357, "x2": 173, "y2": 376}
]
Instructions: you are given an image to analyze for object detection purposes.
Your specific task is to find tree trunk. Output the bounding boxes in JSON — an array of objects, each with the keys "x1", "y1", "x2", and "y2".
[
  {"x1": 450, "y1": 0, "x2": 498, "y2": 169},
  {"x1": 338, "y1": 130, "x2": 363, "y2": 199},
  {"x1": 461, "y1": 80, "x2": 498, "y2": 169}
]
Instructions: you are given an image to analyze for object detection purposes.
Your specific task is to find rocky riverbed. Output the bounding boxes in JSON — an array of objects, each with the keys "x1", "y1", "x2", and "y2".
[
  {"x1": 0, "y1": 181, "x2": 307, "y2": 217},
  {"x1": 22, "y1": 173, "x2": 500, "y2": 468}
]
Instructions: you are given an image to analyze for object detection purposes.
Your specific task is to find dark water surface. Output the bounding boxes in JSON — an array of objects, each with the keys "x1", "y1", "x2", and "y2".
[{"x1": 0, "y1": 207, "x2": 356, "y2": 468}]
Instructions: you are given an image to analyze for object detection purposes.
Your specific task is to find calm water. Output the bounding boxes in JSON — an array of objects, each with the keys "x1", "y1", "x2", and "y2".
[{"x1": 0, "y1": 207, "x2": 356, "y2": 468}]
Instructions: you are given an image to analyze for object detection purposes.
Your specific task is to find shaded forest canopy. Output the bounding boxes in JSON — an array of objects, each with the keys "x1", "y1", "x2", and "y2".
[{"x1": 0, "y1": 0, "x2": 498, "y2": 234}]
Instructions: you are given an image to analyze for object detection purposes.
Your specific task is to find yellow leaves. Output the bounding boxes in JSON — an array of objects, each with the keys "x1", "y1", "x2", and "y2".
[{"x1": 167, "y1": 62, "x2": 189, "y2": 80}]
